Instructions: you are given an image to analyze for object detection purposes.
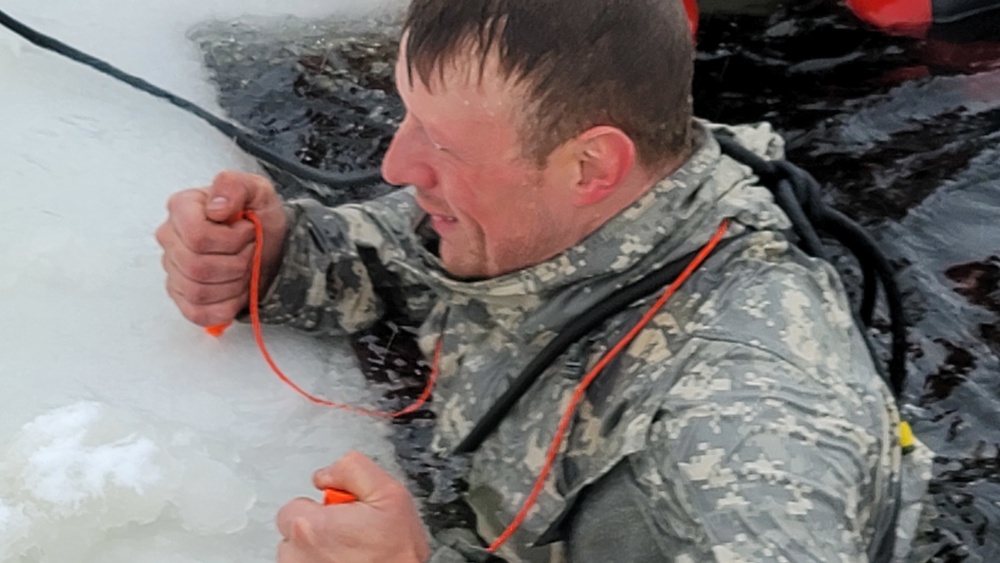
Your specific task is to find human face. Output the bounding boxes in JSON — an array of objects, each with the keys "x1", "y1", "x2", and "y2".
[{"x1": 381, "y1": 47, "x2": 583, "y2": 279}]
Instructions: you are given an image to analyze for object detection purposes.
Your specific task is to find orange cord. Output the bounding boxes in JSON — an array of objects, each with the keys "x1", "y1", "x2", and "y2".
[
  {"x1": 486, "y1": 218, "x2": 731, "y2": 553},
  {"x1": 206, "y1": 210, "x2": 730, "y2": 550},
  {"x1": 206, "y1": 210, "x2": 439, "y2": 420}
]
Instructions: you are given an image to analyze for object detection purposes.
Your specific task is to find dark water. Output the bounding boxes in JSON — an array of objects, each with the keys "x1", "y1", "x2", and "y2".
[{"x1": 192, "y1": 3, "x2": 1000, "y2": 560}]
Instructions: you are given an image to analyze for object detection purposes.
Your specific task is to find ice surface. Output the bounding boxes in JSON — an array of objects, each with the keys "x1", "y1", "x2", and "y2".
[
  {"x1": 18, "y1": 402, "x2": 165, "y2": 506},
  {"x1": 0, "y1": 1, "x2": 404, "y2": 561}
]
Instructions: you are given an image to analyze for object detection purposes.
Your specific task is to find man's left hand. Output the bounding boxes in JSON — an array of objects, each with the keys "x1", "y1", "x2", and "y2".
[{"x1": 276, "y1": 451, "x2": 431, "y2": 563}]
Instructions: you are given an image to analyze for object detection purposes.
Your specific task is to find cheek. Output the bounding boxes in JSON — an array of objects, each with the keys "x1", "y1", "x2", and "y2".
[
  {"x1": 442, "y1": 164, "x2": 548, "y2": 241},
  {"x1": 443, "y1": 170, "x2": 508, "y2": 222},
  {"x1": 485, "y1": 188, "x2": 552, "y2": 247}
]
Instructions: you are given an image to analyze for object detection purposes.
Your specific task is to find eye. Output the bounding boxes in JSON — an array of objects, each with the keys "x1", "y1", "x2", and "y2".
[
  {"x1": 417, "y1": 124, "x2": 449, "y2": 153},
  {"x1": 418, "y1": 123, "x2": 455, "y2": 156}
]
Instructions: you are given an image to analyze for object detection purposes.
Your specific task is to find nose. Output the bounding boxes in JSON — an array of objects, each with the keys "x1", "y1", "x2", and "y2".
[{"x1": 381, "y1": 116, "x2": 436, "y2": 189}]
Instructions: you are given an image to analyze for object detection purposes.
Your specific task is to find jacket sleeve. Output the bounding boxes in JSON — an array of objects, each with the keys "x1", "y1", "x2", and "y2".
[
  {"x1": 425, "y1": 529, "x2": 497, "y2": 563},
  {"x1": 566, "y1": 338, "x2": 897, "y2": 562},
  {"x1": 255, "y1": 188, "x2": 437, "y2": 336}
]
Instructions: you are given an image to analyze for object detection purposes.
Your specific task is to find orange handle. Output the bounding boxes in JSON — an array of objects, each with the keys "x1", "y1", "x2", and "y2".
[
  {"x1": 205, "y1": 321, "x2": 233, "y2": 337},
  {"x1": 323, "y1": 488, "x2": 357, "y2": 505}
]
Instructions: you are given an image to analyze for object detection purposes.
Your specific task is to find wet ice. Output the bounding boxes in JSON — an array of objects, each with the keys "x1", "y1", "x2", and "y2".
[
  {"x1": 0, "y1": 402, "x2": 258, "y2": 560},
  {"x1": 0, "y1": 1, "x2": 403, "y2": 561}
]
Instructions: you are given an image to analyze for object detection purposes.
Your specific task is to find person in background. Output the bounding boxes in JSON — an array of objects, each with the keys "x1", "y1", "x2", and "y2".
[{"x1": 157, "y1": 0, "x2": 916, "y2": 560}]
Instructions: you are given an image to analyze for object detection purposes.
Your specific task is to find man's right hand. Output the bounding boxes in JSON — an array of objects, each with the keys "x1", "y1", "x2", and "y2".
[{"x1": 155, "y1": 171, "x2": 289, "y2": 327}]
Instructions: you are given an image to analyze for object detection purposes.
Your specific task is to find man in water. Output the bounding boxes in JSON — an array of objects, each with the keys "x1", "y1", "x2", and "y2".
[{"x1": 157, "y1": 0, "x2": 910, "y2": 560}]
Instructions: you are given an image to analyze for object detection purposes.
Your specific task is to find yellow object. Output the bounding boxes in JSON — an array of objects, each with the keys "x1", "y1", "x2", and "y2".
[{"x1": 899, "y1": 421, "x2": 915, "y2": 455}]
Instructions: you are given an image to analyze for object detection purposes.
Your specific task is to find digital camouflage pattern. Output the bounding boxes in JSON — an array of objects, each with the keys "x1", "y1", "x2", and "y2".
[{"x1": 258, "y1": 121, "x2": 930, "y2": 562}]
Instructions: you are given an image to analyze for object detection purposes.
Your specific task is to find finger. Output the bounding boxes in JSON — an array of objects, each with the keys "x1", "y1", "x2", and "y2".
[
  {"x1": 163, "y1": 241, "x2": 255, "y2": 285},
  {"x1": 314, "y1": 451, "x2": 399, "y2": 503},
  {"x1": 161, "y1": 250, "x2": 252, "y2": 304},
  {"x1": 277, "y1": 537, "x2": 312, "y2": 563},
  {"x1": 166, "y1": 283, "x2": 248, "y2": 327},
  {"x1": 276, "y1": 498, "x2": 323, "y2": 542},
  {"x1": 165, "y1": 190, "x2": 256, "y2": 255},
  {"x1": 166, "y1": 271, "x2": 251, "y2": 307},
  {"x1": 206, "y1": 171, "x2": 278, "y2": 224},
  {"x1": 175, "y1": 213, "x2": 256, "y2": 255},
  {"x1": 277, "y1": 539, "x2": 293, "y2": 563}
]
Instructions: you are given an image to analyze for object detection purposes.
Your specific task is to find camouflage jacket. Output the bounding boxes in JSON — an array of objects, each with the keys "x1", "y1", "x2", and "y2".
[{"x1": 258, "y1": 121, "x2": 906, "y2": 562}]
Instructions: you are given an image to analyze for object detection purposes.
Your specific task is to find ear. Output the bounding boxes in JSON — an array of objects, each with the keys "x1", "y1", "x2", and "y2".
[{"x1": 572, "y1": 126, "x2": 636, "y2": 207}]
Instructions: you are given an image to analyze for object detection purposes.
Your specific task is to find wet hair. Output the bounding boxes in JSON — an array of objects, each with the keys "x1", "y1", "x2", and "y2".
[{"x1": 402, "y1": 0, "x2": 695, "y2": 168}]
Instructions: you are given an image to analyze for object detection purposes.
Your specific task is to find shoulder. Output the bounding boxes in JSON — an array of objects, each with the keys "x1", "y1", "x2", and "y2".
[
  {"x1": 576, "y1": 227, "x2": 883, "y2": 430},
  {"x1": 579, "y1": 226, "x2": 893, "y2": 475},
  {"x1": 619, "y1": 232, "x2": 895, "y2": 556},
  {"x1": 608, "y1": 228, "x2": 892, "y2": 430},
  {"x1": 670, "y1": 229, "x2": 865, "y2": 377}
]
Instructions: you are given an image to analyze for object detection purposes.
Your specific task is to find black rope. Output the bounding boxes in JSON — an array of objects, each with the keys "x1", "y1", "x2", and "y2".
[
  {"x1": 816, "y1": 208, "x2": 908, "y2": 397},
  {"x1": 774, "y1": 175, "x2": 829, "y2": 261},
  {"x1": 0, "y1": 8, "x2": 383, "y2": 188},
  {"x1": 715, "y1": 133, "x2": 908, "y2": 398},
  {"x1": 452, "y1": 243, "x2": 731, "y2": 455},
  {"x1": 860, "y1": 258, "x2": 878, "y2": 326},
  {"x1": 778, "y1": 160, "x2": 880, "y2": 325}
]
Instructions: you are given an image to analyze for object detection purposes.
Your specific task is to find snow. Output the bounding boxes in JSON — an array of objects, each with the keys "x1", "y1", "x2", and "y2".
[
  {"x1": 0, "y1": 1, "x2": 404, "y2": 561},
  {"x1": 21, "y1": 402, "x2": 164, "y2": 505}
]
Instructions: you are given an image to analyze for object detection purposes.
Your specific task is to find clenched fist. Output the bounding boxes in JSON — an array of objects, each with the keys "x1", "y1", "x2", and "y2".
[
  {"x1": 277, "y1": 451, "x2": 431, "y2": 563},
  {"x1": 156, "y1": 170, "x2": 289, "y2": 327}
]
